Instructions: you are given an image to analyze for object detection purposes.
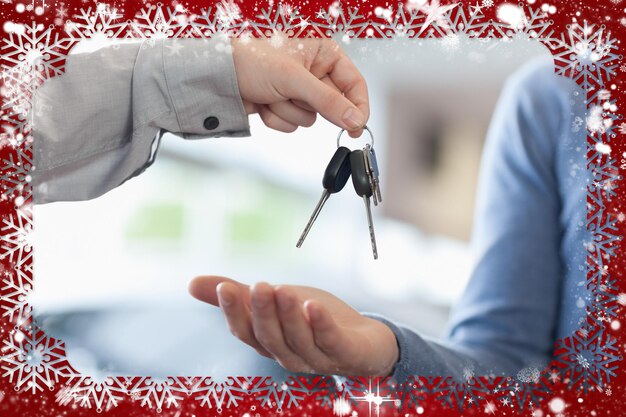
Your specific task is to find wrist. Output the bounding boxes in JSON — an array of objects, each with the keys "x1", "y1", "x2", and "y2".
[
  {"x1": 379, "y1": 322, "x2": 400, "y2": 377},
  {"x1": 362, "y1": 317, "x2": 400, "y2": 377}
]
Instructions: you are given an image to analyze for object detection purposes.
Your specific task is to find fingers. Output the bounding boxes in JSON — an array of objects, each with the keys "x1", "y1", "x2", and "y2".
[
  {"x1": 268, "y1": 101, "x2": 317, "y2": 128},
  {"x1": 274, "y1": 286, "x2": 328, "y2": 372},
  {"x1": 305, "y1": 299, "x2": 352, "y2": 360},
  {"x1": 319, "y1": 75, "x2": 364, "y2": 138},
  {"x1": 250, "y1": 283, "x2": 310, "y2": 372},
  {"x1": 216, "y1": 282, "x2": 273, "y2": 358},
  {"x1": 190, "y1": 275, "x2": 362, "y2": 374},
  {"x1": 291, "y1": 99, "x2": 315, "y2": 113},
  {"x1": 233, "y1": 37, "x2": 369, "y2": 136},
  {"x1": 258, "y1": 105, "x2": 298, "y2": 133},
  {"x1": 325, "y1": 55, "x2": 370, "y2": 135},
  {"x1": 277, "y1": 66, "x2": 367, "y2": 135},
  {"x1": 259, "y1": 101, "x2": 317, "y2": 132},
  {"x1": 188, "y1": 275, "x2": 249, "y2": 307},
  {"x1": 309, "y1": 41, "x2": 370, "y2": 137}
]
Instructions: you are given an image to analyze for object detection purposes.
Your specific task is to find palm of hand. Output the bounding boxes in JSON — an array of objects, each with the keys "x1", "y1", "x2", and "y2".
[{"x1": 188, "y1": 276, "x2": 398, "y2": 376}]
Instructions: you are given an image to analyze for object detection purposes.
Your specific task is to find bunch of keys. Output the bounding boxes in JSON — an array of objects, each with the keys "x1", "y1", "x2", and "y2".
[{"x1": 296, "y1": 126, "x2": 382, "y2": 259}]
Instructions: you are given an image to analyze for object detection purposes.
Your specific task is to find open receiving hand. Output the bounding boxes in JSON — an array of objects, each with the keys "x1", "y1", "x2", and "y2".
[
  {"x1": 188, "y1": 276, "x2": 398, "y2": 377},
  {"x1": 231, "y1": 37, "x2": 369, "y2": 138}
]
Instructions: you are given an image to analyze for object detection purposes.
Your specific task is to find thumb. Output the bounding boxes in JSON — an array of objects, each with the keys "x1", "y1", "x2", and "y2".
[
  {"x1": 188, "y1": 275, "x2": 249, "y2": 306},
  {"x1": 280, "y1": 67, "x2": 366, "y2": 132}
]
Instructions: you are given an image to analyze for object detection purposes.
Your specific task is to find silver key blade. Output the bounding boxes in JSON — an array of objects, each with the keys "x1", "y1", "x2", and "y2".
[
  {"x1": 296, "y1": 190, "x2": 331, "y2": 248},
  {"x1": 374, "y1": 179, "x2": 383, "y2": 203},
  {"x1": 362, "y1": 195, "x2": 378, "y2": 259},
  {"x1": 364, "y1": 145, "x2": 382, "y2": 205},
  {"x1": 371, "y1": 160, "x2": 382, "y2": 205},
  {"x1": 362, "y1": 147, "x2": 377, "y2": 206}
]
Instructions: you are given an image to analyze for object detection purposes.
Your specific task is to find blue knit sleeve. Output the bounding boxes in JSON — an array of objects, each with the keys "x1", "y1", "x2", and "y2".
[{"x1": 364, "y1": 59, "x2": 587, "y2": 383}]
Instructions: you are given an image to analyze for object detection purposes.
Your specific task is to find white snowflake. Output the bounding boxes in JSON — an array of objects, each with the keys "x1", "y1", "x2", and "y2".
[
  {"x1": 494, "y1": 374, "x2": 552, "y2": 410},
  {"x1": 250, "y1": 377, "x2": 309, "y2": 411},
  {"x1": 192, "y1": 377, "x2": 248, "y2": 409},
  {"x1": 0, "y1": 326, "x2": 72, "y2": 394},
  {"x1": 1, "y1": 23, "x2": 73, "y2": 135},
  {"x1": 314, "y1": 5, "x2": 369, "y2": 37},
  {"x1": 391, "y1": 1, "x2": 493, "y2": 39},
  {"x1": 215, "y1": 0, "x2": 242, "y2": 26},
  {"x1": 64, "y1": 4, "x2": 126, "y2": 40},
  {"x1": 492, "y1": 6, "x2": 555, "y2": 40},
  {"x1": 0, "y1": 143, "x2": 33, "y2": 200},
  {"x1": 463, "y1": 365, "x2": 475, "y2": 383},
  {"x1": 0, "y1": 270, "x2": 32, "y2": 324},
  {"x1": 576, "y1": 353, "x2": 591, "y2": 369},
  {"x1": 572, "y1": 115, "x2": 584, "y2": 132},
  {"x1": 0, "y1": 205, "x2": 33, "y2": 265},
  {"x1": 555, "y1": 326, "x2": 620, "y2": 391},
  {"x1": 0, "y1": 69, "x2": 32, "y2": 137},
  {"x1": 586, "y1": 105, "x2": 608, "y2": 134},
  {"x1": 1, "y1": 22, "x2": 71, "y2": 80},
  {"x1": 482, "y1": 0, "x2": 494, "y2": 8},
  {"x1": 55, "y1": 2, "x2": 69, "y2": 21},
  {"x1": 553, "y1": 22, "x2": 620, "y2": 94},
  {"x1": 248, "y1": 4, "x2": 308, "y2": 37},
  {"x1": 56, "y1": 376, "x2": 127, "y2": 412},
  {"x1": 126, "y1": 377, "x2": 188, "y2": 411},
  {"x1": 411, "y1": 0, "x2": 459, "y2": 37},
  {"x1": 432, "y1": 375, "x2": 492, "y2": 411},
  {"x1": 129, "y1": 6, "x2": 188, "y2": 39},
  {"x1": 516, "y1": 367, "x2": 541, "y2": 384},
  {"x1": 188, "y1": 1, "x2": 249, "y2": 39}
]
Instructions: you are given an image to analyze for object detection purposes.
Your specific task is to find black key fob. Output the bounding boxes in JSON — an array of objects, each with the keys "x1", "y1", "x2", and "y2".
[{"x1": 322, "y1": 146, "x2": 352, "y2": 193}]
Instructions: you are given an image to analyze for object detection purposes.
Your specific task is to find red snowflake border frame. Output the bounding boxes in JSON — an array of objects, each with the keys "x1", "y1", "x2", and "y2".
[{"x1": 0, "y1": 0, "x2": 624, "y2": 416}]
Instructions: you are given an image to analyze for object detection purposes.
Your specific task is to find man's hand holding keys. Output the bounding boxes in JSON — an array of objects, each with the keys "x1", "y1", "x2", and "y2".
[{"x1": 232, "y1": 37, "x2": 370, "y2": 138}]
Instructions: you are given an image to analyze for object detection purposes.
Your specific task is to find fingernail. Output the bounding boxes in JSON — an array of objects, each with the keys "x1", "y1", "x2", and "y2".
[
  {"x1": 276, "y1": 294, "x2": 292, "y2": 312},
  {"x1": 307, "y1": 303, "x2": 320, "y2": 321},
  {"x1": 342, "y1": 108, "x2": 364, "y2": 130},
  {"x1": 217, "y1": 289, "x2": 233, "y2": 307}
]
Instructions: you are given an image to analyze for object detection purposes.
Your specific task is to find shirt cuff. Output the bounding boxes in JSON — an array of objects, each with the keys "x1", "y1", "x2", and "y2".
[{"x1": 162, "y1": 38, "x2": 250, "y2": 138}]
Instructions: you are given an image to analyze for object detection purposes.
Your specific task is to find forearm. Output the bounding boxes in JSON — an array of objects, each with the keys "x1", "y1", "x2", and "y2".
[
  {"x1": 360, "y1": 60, "x2": 581, "y2": 384},
  {"x1": 364, "y1": 313, "x2": 543, "y2": 383},
  {"x1": 32, "y1": 38, "x2": 249, "y2": 203}
]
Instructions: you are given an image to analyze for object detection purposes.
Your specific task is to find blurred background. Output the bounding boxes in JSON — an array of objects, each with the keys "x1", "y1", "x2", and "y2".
[{"x1": 30, "y1": 37, "x2": 549, "y2": 379}]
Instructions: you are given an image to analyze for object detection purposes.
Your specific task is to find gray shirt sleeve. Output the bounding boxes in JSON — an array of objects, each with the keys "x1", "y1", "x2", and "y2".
[{"x1": 32, "y1": 38, "x2": 250, "y2": 204}]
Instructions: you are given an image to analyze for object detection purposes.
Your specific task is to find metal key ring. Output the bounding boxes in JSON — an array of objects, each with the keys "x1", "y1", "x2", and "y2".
[{"x1": 336, "y1": 125, "x2": 374, "y2": 148}]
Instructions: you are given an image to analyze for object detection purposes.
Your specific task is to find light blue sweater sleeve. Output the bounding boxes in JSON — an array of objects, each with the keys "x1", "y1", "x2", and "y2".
[{"x1": 366, "y1": 59, "x2": 587, "y2": 383}]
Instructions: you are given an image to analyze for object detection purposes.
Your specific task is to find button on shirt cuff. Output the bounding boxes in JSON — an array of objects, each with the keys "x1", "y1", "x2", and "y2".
[{"x1": 163, "y1": 38, "x2": 250, "y2": 138}]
